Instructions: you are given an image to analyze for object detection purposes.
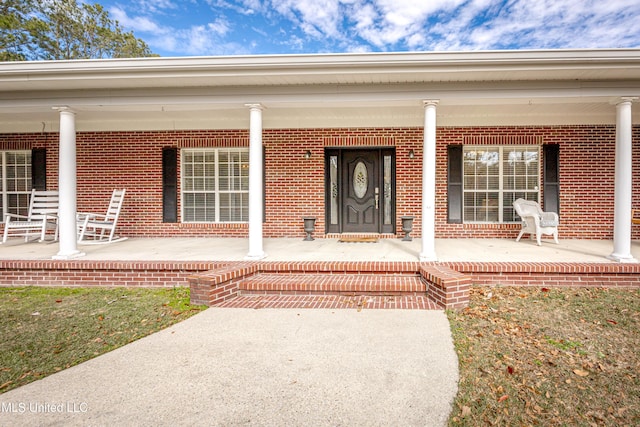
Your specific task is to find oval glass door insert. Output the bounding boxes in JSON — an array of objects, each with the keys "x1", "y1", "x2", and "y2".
[{"x1": 353, "y1": 161, "x2": 368, "y2": 198}]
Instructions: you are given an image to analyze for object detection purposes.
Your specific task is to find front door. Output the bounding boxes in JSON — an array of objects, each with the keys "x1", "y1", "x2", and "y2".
[
  {"x1": 325, "y1": 148, "x2": 395, "y2": 234},
  {"x1": 343, "y1": 150, "x2": 379, "y2": 232}
]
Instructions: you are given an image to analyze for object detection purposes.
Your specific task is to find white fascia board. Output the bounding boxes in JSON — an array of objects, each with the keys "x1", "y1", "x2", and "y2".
[{"x1": 1, "y1": 49, "x2": 639, "y2": 91}]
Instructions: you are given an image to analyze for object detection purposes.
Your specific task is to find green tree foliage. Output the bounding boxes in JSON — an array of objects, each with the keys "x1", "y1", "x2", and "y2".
[
  {"x1": 0, "y1": 0, "x2": 34, "y2": 61},
  {"x1": 0, "y1": 0, "x2": 157, "y2": 61}
]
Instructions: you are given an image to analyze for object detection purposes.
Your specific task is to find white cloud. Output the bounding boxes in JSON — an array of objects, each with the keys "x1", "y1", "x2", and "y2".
[
  {"x1": 155, "y1": 18, "x2": 242, "y2": 55},
  {"x1": 208, "y1": 0, "x2": 260, "y2": 15},
  {"x1": 207, "y1": 17, "x2": 231, "y2": 36},
  {"x1": 110, "y1": 6, "x2": 163, "y2": 33},
  {"x1": 262, "y1": 0, "x2": 468, "y2": 49},
  {"x1": 341, "y1": 0, "x2": 463, "y2": 48},
  {"x1": 108, "y1": 4, "x2": 238, "y2": 56},
  {"x1": 270, "y1": 0, "x2": 344, "y2": 39},
  {"x1": 105, "y1": 0, "x2": 640, "y2": 56},
  {"x1": 340, "y1": 0, "x2": 640, "y2": 51},
  {"x1": 135, "y1": 0, "x2": 178, "y2": 14},
  {"x1": 455, "y1": 0, "x2": 640, "y2": 50}
]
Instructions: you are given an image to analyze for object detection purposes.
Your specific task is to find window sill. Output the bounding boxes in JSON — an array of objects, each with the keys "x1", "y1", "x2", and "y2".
[{"x1": 178, "y1": 222, "x2": 248, "y2": 229}]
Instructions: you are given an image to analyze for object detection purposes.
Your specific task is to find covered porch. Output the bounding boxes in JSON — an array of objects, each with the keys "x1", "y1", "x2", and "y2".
[{"x1": 1, "y1": 50, "x2": 639, "y2": 265}]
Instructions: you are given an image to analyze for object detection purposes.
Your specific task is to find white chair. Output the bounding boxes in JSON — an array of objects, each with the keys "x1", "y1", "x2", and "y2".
[
  {"x1": 77, "y1": 189, "x2": 127, "y2": 244},
  {"x1": 512, "y1": 198, "x2": 559, "y2": 246},
  {"x1": 2, "y1": 190, "x2": 59, "y2": 243}
]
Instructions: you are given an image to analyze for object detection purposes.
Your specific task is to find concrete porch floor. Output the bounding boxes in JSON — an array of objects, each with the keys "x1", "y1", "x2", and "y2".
[{"x1": 0, "y1": 236, "x2": 638, "y2": 263}]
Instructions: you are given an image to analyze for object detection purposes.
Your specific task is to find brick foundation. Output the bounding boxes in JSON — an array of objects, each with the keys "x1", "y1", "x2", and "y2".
[
  {"x1": 0, "y1": 260, "x2": 225, "y2": 288},
  {"x1": 446, "y1": 261, "x2": 640, "y2": 288},
  {"x1": 2, "y1": 259, "x2": 639, "y2": 311}
]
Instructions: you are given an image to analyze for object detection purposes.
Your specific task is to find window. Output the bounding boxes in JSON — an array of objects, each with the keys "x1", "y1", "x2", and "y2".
[
  {"x1": 181, "y1": 148, "x2": 249, "y2": 222},
  {"x1": 463, "y1": 146, "x2": 539, "y2": 223},
  {"x1": 1, "y1": 151, "x2": 32, "y2": 221}
]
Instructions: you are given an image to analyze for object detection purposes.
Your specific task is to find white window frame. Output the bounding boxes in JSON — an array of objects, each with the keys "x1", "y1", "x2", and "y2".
[
  {"x1": 462, "y1": 145, "x2": 540, "y2": 223},
  {"x1": 180, "y1": 148, "x2": 249, "y2": 223},
  {"x1": 1, "y1": 150, "x2": 32, "y2": 222}
]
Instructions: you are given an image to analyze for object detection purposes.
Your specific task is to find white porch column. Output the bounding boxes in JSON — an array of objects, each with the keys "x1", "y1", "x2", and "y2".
[
  {"x1": 245, "y1": 104, "x2": 266, "y2": 260},
  {"x1": 420, "y1": 100, "x2": 439, "y2": 261},
  {"x1": 609, "y1": 97, "x2": 638, "y2": 263},
  {"x1": 53, "y1": 107, "x2": 84, "y2": 260}
]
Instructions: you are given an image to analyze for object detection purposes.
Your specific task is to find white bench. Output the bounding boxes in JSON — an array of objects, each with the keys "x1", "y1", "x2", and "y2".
[{"x1": 2, "y1": 190, "x2": 59, "y2": 243}]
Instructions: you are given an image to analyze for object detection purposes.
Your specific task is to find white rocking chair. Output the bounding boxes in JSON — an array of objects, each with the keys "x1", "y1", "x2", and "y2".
[
  {"x1": 77, "y1": 189, "x2": 127, "y2": 244},
  {"x1": 512, "y1": 198, "x2": 559, "y2": 246},
  {"x1": 2, "y1": 189, "x2": 59, "y2": 243}
]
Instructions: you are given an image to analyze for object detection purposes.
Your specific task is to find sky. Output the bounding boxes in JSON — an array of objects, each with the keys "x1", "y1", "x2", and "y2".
[{"x1": 94, "y1": 0, "x2": 640, "y2": 57}]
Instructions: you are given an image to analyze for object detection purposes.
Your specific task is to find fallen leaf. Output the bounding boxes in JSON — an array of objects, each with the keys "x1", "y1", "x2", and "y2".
[
  {"x1": 507, "y1": 366, "x2": 514, "y2": 375},
  {"x1": 498, "y1": 395, "x2": 509, "y2": 403},
  {"x1": 606, "y1": 319, "x2": 617, "y2": 325},
  {"x1": 461, "y1": 406, "x2": 471, "y2": 418},
  {"x1": 573, "y1": 369, "x2": 589, "y2": 377},
  {"x1": 55, "y1": 299, "x2": 62, "y2": 303}
]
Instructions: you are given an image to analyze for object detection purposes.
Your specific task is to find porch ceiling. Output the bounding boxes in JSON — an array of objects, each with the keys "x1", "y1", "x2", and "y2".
[
  {"x1": 0, "y1": 49, "x2": 639, "y2": 131},
  {"x1": 0, "y1": 100, "x2": 635, "y2": 132}
]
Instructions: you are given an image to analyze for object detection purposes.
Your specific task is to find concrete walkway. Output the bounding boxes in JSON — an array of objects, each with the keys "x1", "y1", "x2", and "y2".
[{"x1": 0, "y1": 308, "x2": 458, "y2": 427}]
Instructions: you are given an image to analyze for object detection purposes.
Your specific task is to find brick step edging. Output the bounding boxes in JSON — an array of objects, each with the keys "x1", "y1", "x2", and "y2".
[
  {"x1": 239, "y1": 273, "x2": 425, "y2": 295},
  {"x1": 215, "y1": 294, "x2": 440, "y2": 310}
]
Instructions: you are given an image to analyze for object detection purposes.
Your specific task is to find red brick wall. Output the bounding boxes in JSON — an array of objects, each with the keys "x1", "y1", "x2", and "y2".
[{"x1": 1, "y1": 125, "x2": 638, "y2": 239}]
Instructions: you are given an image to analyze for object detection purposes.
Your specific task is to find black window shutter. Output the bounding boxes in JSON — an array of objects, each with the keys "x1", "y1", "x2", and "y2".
[
  {"x1": 31, "y1": 148, "x2": 47, "y2": 191},
  {"x1": 162, "y1": 147, "x2": 178, "y2": 223},
  {"x1": 543, "y1": 144, "x2": 560, "y2": 215},
  {"x1": 447, "y1": 145, "x2": 463, "y2": 223}
]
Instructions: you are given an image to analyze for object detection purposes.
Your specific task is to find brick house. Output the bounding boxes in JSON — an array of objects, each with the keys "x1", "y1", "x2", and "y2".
[{"x1": 0, "y1": 49, "x2": 639, "y2": 261}]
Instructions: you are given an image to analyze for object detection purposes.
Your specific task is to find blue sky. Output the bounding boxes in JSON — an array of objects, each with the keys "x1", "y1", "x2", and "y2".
[{"x1": 94, "y1": 0, "x2": 640, "y2": 57}]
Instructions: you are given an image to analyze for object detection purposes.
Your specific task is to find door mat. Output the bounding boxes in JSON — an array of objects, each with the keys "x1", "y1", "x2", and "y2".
[{"x1": 338, "y1": 236, "x2": 379, "y2": 243}]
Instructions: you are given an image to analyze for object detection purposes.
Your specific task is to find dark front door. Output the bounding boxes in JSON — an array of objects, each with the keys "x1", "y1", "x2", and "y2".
[
  {"x1": 343, "y1": 150, "x2": 379, "y2": 233},
  {"x1": 325, "y1": 148, "x2": 395, "y2": 234}
]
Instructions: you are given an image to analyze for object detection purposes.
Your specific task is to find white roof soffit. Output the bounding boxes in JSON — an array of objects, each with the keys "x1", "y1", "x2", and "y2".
[
  {"x1": 1, "y1": 49, "x2": 640, "y2": 91},
  {"x1": 0, "y1": 49, "x2": 639, "y2": 130}
]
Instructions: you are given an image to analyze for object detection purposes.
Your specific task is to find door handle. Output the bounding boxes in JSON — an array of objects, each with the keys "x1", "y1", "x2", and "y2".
[{"x1": 375, "y1": 187, "x2": 379, "y2": 209}]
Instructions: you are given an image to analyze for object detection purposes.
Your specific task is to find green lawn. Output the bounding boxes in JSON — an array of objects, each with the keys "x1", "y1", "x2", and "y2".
[
  {"x1": 0, "y1": 286, "x2": 205, "y2": 393},
  {"x1": 447, "y1": 286, "x2": 640, "y2": 426},
  {"x1": 2, "y1": 284, "x2": 639, "y2": 426}
]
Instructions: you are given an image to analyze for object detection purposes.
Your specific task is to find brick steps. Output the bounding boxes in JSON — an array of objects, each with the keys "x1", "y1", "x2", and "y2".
[
  {"x1": 189, "y1": 261, "x2": 472, "y2": 309},
  {"x1": 238, "y1": 273, "x2": 425, "y2": 296},
  {"x1": 215, "y1": 294, "x2": 439, "y2": 310}
]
